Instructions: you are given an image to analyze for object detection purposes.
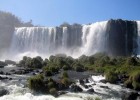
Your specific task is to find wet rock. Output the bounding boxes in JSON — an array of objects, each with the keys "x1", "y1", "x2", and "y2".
[
  {"x1": 35, "y1": 70, "x2": 39, "y2": 73},
  {"x1": 83, "y1": 85, "x2": 88, "y2": 89},
  {"x1": 6, "y1": 72, "x2": 11, "y2": 75},
  {"x1": 0, "y1": 71, "x2": 4, "y2": 75},
  {"x1": 85, "y1": 78, "x2": 89, "y2": 83},
  {"x1": 32, "y1": 73, "x2": 36, "y2": 75},
  {"x1": 14, "y1": 70, "x2": 22, "y2": 74},
  {"x1": 122, "y1": 92, "x2": 139, "y2": 100},
  {"x1": 79, "y1": 79, "x2": 84, "y2": 84},
  {"x1": 58, "y1": 91, "x2": 68, "y2": 95},
  {"x1": 9, "y1": 78, "x2": 12, "y2": 80},
  {"x1": 0, "y1": 89, "x2": 8, "y2": 96},
  {"x1": 87, "y1": 88, "x2": 94, "y2": 93},
  {"x1": 70, "y1": 84, "x2": 83, "y2": 92},
  {"x1": 0, "y1": 76, "x2": 8, "y2": 80},
  {"x1": 14, "y1": 69, "x2": 30, "y2": 75},
  {"x1": 88, "y1": 85, "x2": 92, "y2": 87},
  {"x1": 100, "y1": 79, "x2": 107, "y2": 84},
  {"x1": 100, "y1": 86, "x2": 109, "y2": 89},
  {"x1": 10, "y1": 69, "x2": 15, "y2": 72},
  {"x1": 56, "y1": 82, "x2": 66, "y2": 90}
]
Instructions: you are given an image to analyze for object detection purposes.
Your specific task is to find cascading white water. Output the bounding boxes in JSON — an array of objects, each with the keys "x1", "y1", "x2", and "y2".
[
  {"x1": 137, "y1": 21, "x2": 140, "y2": 55},
  {"x1": 81, "y1": 21, "x2": 107, "y2": 55},
  {"x1": 9, "y1": 21, "x2": 108, "y2": 60},
  {"x1": 62, "y1": 27, "x2": 68, "y2": 48}
]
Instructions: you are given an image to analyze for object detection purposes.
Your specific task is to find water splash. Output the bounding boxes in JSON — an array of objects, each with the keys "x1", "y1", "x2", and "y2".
[{"x1": 9, "y1": 22, "x2": 107, "y2": 60}]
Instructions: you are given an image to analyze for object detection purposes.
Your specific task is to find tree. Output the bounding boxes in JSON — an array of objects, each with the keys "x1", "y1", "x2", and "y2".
[{"x1": 30, "y1": 57, "x2": 43, "y2": 68}]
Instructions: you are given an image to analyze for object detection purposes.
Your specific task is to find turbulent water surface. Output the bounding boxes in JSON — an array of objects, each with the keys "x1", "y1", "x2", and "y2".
[{"x1": 0, "y1": 65, "x2": 135, "y2": 100}]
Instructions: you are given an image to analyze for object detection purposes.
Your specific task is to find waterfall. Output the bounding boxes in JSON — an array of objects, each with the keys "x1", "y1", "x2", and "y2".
[
  {"x1": 137, "y1": 21, "x2": 140, "y2": 55},
  {"x1": 81, "y1": 21, "x2": 107, "y2": 55},
  {"x1": 8, "y1": 20, "x2": 140, "y2": 60},
  {"x1": 9, "y1": 21, "x2": 108, "y2": 60}
]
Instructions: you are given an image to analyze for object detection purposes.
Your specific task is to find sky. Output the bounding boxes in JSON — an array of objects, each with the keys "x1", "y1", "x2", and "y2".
[{"x1": 0, "y1": 0, "x2": 140, "y2": 26}]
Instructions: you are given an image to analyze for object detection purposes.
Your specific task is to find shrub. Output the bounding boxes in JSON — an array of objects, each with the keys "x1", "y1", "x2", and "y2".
[
  {"x1": 105, "y1": 70, "x2": 118, "y2": 83},
  {"x1": 125, "y1": 71, "x2": 140, "y2": 90},
  {"x1": 44, "y1": 70, "x2": 52, "y2": 76},
  {"x1": 43, "y1": 58, "x2": 49, "y2": 66},
  {"x1": 125, "y1": 57, "x2": 137, "y2": 66},
  {"x1": 28, "y1": 74, "x2": 44, "y2": 93},
  {"x1": 73, "y1": 63, "x2": 84, "y2": 72},
  {"x1": 95, "y1": 97, "x2": 101, "y2": 100},
  {"x1": 30, "y1": 57, "x2": 43, "y2": 68},
  {"x1": 132, "y1": 81, "x2": 140, "y2": 90},
  {"x1": 62, "y1": 65, "x2": 70, "y2": 70},
  {"x1": 48, "y1": 82, "x2": 54, "y2": 89},
  {"x1": 49, "y1": 88, "x2": 57, "y2": 95},
  {"x1": 124, "y1": 80, "x2": 133, "y2": 88},
  {"x1": 61, "y1": 77, "x2": 70, "y2": 87},
  {"x1": 62, "y1": 71, "x2": 69, "y2": 78}
]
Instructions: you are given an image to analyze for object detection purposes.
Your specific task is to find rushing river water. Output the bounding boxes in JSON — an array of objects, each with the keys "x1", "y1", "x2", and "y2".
[{"x1": 0, "y1": 65, "x2": 137, "y2": 100}]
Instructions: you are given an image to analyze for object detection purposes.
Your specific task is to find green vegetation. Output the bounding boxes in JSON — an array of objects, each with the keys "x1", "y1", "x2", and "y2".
[
  {"x1": 84, "y1": 96, "x2": 101, "y2": 100},
  {"x1": 49, "y1": 88, "x2": 57, "y2": 95},
  {"x1": 28, "y1": 68, "x2": 72, "y2": 95},
  {"x1": 125, "y1": 70, "x2": 140, "y2": 90},
  {"x1": 105, "y1": 70, "x2": 118, "y2": 83},
  {"x1": 21, "y1": 52, "x2": 140, "y2": 92},
  {"x1": 61, "y1": 71, "x2": 71, "y2": 87},
  {"x1": 28, "y1": 74, "x2": 45, "y2": 93}
]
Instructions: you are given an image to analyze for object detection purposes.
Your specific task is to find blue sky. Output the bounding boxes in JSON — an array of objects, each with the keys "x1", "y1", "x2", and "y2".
[{"x1": 0, "y1": 0, "x2": 140, "y2": 26}]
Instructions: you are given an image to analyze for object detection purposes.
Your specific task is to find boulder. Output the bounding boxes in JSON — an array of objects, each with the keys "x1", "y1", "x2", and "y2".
[
  {"x1": 85, "y1": 78, "x2": 89, "y2": 83},
  {"x1": 0, "y1": 76, "x2": 8, "y2": 80},
  {"x1": 0, "y1": 71, "x2": 4, "y2": 75},
  {"x1": 70, "y1": 84, "x2": 83, "y2": 92},
  {"x1": 100, "y1": 79, "x2": 107, "y2": 84},
  {"x1": 0, "y1": 89, "x2": 8, "y2": 96},
  {"x1": 100, "y1": 86, "x2": 109, "y2": 89},
  {"x1": 83, "y1": 85, "x2": 88, "y2": 89},
  {"x1": 87, "y1": 88, "x2": 94, "y2": 93},
  {"x1": 79, "y1": 79, "x2": 84, "y2": 85},
  {"x1": 5, "y1": 72, "x2": 11, "y2": 75},
  {"x1": 9, "y1": 78, "x2": 12, "y2": 80}
]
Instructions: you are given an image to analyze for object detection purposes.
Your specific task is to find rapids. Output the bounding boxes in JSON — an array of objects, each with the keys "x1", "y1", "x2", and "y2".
[{"x1": 0, "y1": 65, "x2": 136, "y2": 100}]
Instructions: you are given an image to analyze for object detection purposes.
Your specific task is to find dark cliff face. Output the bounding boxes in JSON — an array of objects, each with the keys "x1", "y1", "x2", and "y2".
[
  {"x1": 47, "y1": 24, "x2": 82, "y2": 51},
  {"x1": 106, "y1": 19, "x2": 138, "y2": 56},
  {"x1": 66, "y1": 24, "x2": 82, "y2": 49}
]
